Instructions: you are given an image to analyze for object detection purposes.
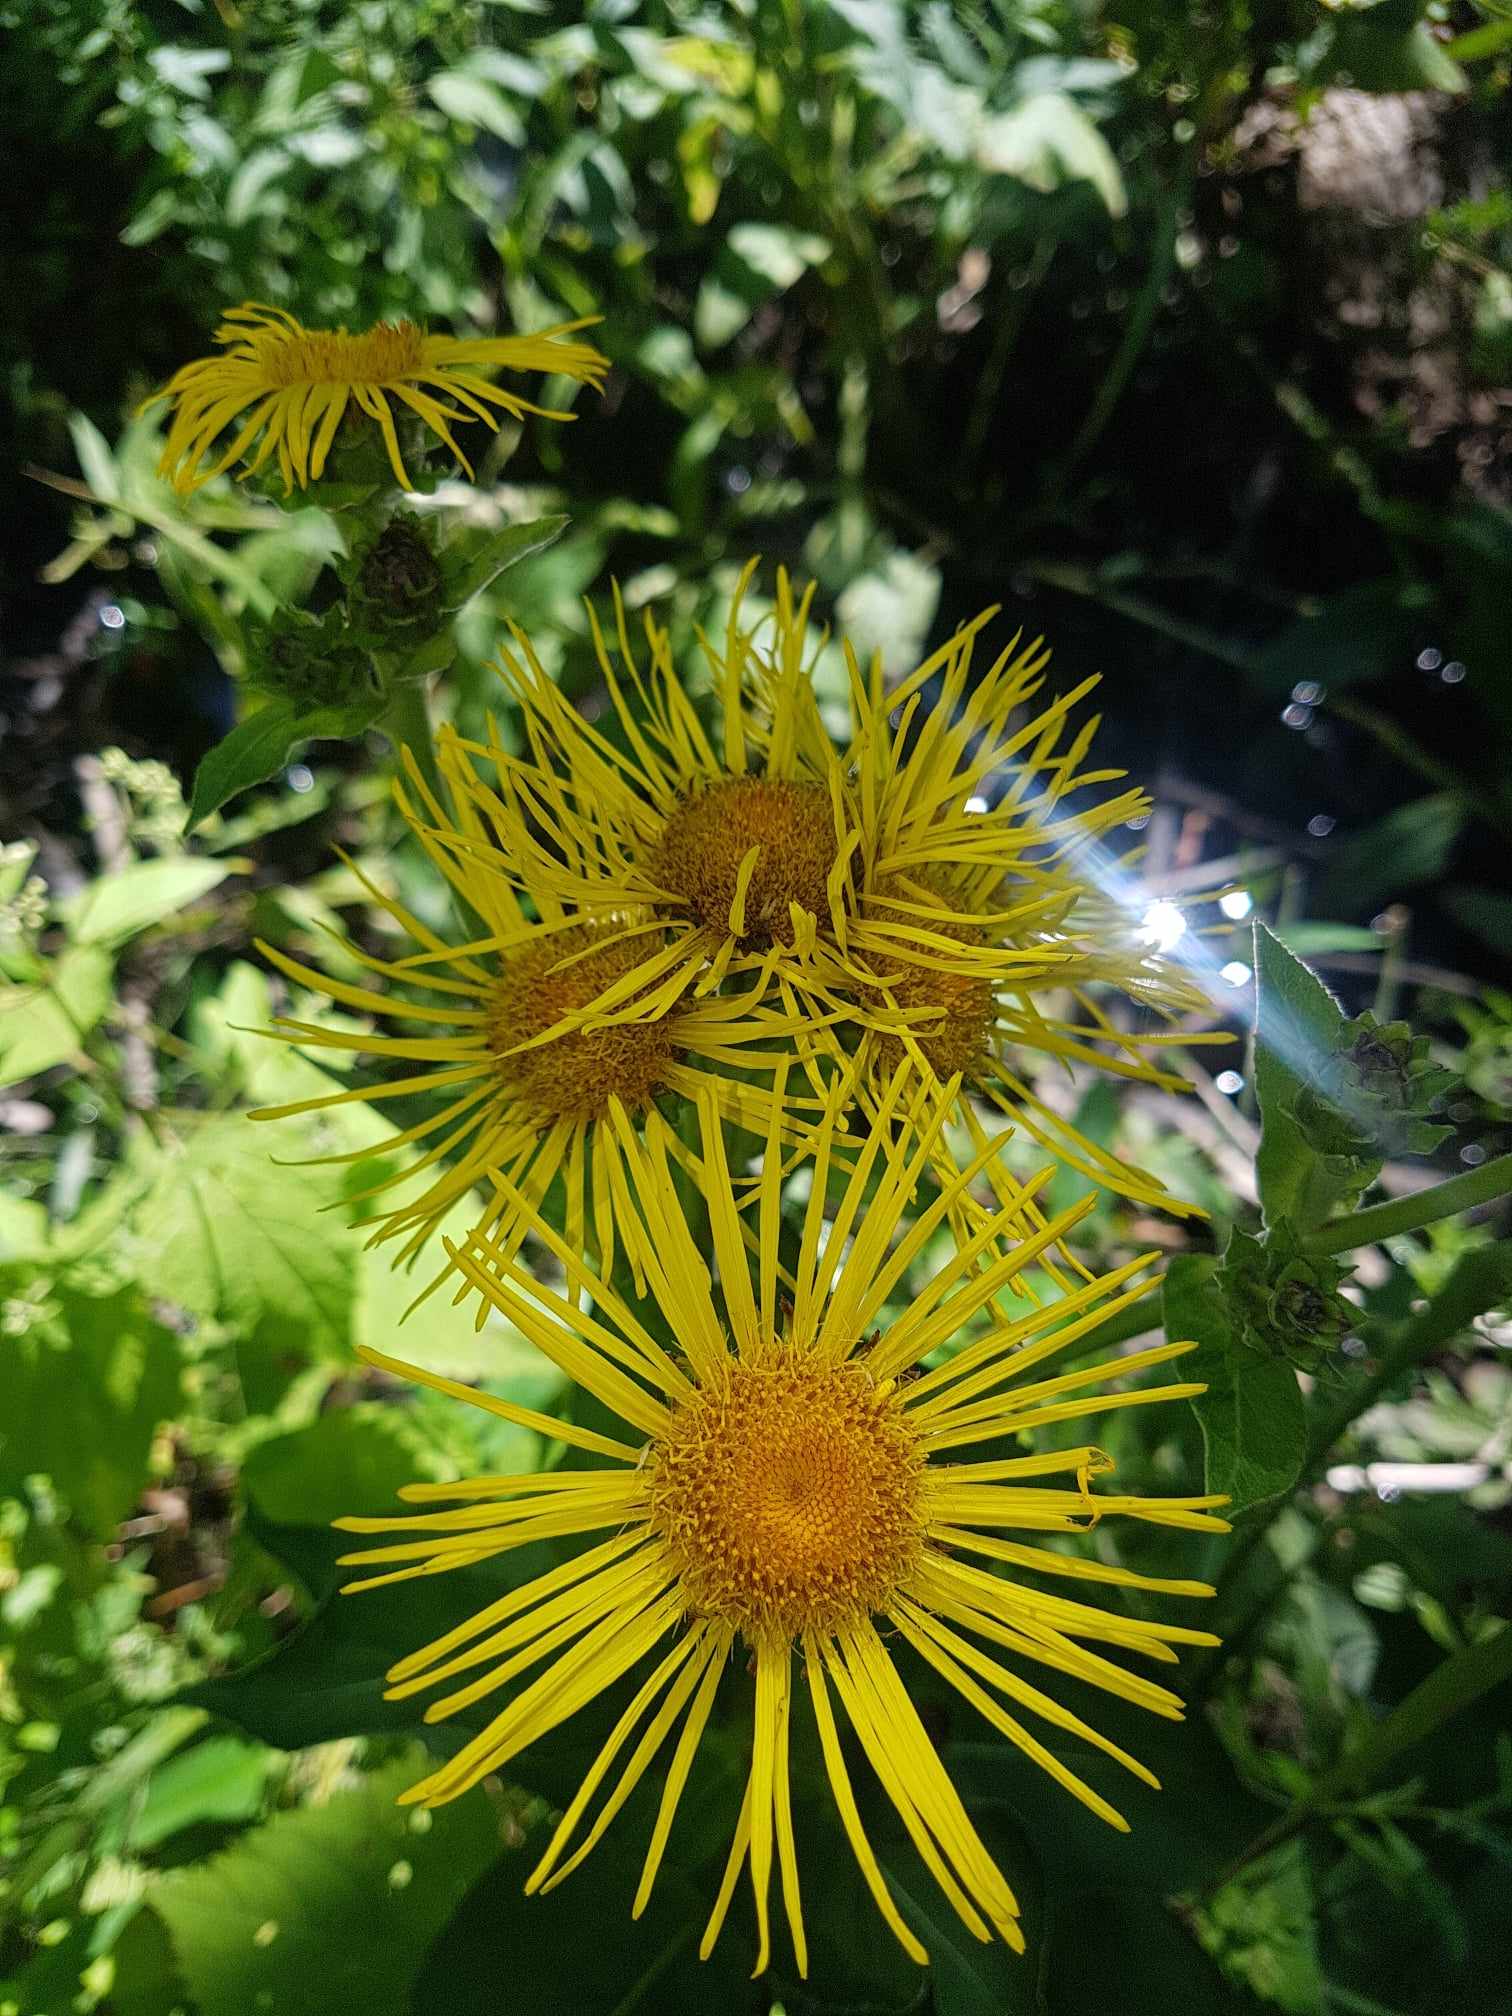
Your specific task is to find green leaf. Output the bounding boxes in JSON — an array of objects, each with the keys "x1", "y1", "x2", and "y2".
[
  {"x1": 885, "y1": 1802, "x2": 1045, "y2": 2015},
  {"x1": 60, "y1": 856, "x2": 237, "y2": 945},
  {"x1": 134, "y1": 1114, "x2": 357, "y2": 1358},
  {"x1": 129, "y1": 1734, "x2": 276, "y2": 1850},
  {"x1": 949, "y1": 1701, "x2": 1271, "y2": 1905},
  {"x1": 1270, "y1": 923, "x2": 1383, "y2": 955},
  {"x1": 412, "y1": 1809, "x2": 754, "y2": 2015},
  {"x1": 67, "y1": 411, "x2": 119, "y2": 497},
  {"x1": 1443, "y1": 883, "x2": 1512, "y2": 956},
  {"x1": 0, "y1": 945, "x2": 113, "y2": 1088},
  {"x1": 1248, "y1": 580, "x2": 1430, "y2": 695},
  {"x1": 1166, "y1": 1252, "x2": 1307, "y2": 1515},
  {"x1": 975, "y1": 94, "x2": 1127, "y2": 216},
  {"x1": 0, "y1": 1275, "x2": 182, "y2": 1536},
  {"x1": 427, "y1": 69, "x2": 526, "y2": 144},
  {"x1": 1316, "y1": 1626, "x2": 1512, "y2": 1802},
  {"x1": 694, "y1": 224, "x2": 831, "y2": 348},
  {"x1": 1043, "y1": 1888, "x2": 1266, "y2": 2013},
  {"x1": 241, "y1": 1405, "x2": 449, "y2": 1534},
  {"x1": 1315, "y1": 794, "x2": 1466, "y2": 917},
  {"x1": 145, "y1": 1752, "x2": 502, "y2": 2016},
  {"x1": 187, "y1": 1510, "x2": 607, "y2": 1808},
  {"x1": 188, "y1": 695, "x2": 386, "y2": 828},
  {"x1": 438, "y1": 512, "x2": 567, "y2": 613},
  {"x1": 1252, "y1": 923, "x2": 1352, "y2": 1233},
  {"x1": 1314, "y1": 0, "x2": 1468, "y2": 93}
]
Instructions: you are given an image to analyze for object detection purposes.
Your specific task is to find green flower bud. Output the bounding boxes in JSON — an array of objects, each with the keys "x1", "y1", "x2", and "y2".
[
  {"x1": 1295, "y1": 1011, "x2": 1455, "y2": 1161},
  {"x1": 350, "y1": 517, "x2": 443, "y2": 637},
  {"x1": 247, "y1": 604, "x2": 375, "y2": 711}
]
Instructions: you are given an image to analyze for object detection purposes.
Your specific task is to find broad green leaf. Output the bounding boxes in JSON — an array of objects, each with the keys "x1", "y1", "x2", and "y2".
[
  {"x1": 240, "y1": 1404, "x2": 450, "y2": 1533},
  {"x1": 949, "y1": 1698, "x2": 1271, "y2": 1903},
  {"x1": 198, "y1": 963, "x2": 548, "y2": 1382},
  {"x1": 129, "y1": 1734, "x2": 277, "y2": 1850},
  {"x1": 0, "y1": 945, "x2": 113, "y2": 1088},
  {"x1": 975, "y1": 94, "x2": 1127, "y2": 216},
  {"x1": 60, "y1": 856, "x2": 237, "y2": 945},
  {"x1": 438, "y1": 512, "x2": 568, "y2": 613},
  {"x1": 188, "y1": 695, "x2": 386, "y2": 828},
  {"x1": 427, "y1": 69, "x2": 526, "y2": 144},
  {"x1": 146, "y1": 1752, "x2": 502, "y2": 2016},
  {"x1": 187, "y1": 1509, "x2": 621, "y2": 1807},
  {"x1": 1043, "y1": 1887, "x2": 1266, "y2": 2013},
  {"x1": 1251, "y1": 923, "x2": 1351, "y2": 1232},
  {"x1": 1315, "y1": 794, "x2": 1466, "y2": 917},
  {"x1": 134, "y1": 1114, "x2": 357, "y2": 1357},
  {"x1": 0, "y1": 1275, "x2": 182, "y2": 1536},
  {"x1": 1166, "y1": 1252, "x2": 1306, "y2": 1515}
]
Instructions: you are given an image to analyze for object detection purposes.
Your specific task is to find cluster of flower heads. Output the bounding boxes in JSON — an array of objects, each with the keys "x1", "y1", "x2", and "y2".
[
  {"x1": 256, "y1": 566, "x2": 1218, "y2": 1287},
  {"x1": 250, "y1": 561, "x2": 1231, "y2": 1973}
]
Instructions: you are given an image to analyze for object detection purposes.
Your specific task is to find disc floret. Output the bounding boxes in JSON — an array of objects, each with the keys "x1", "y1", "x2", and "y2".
[
  {"x1": 647, "y1": 1346, "x2": 925, "y2": 1639},
  {"x1": 649, "y1": 776, "x2": 838, "y2": 949},
  {"x1": 487, "y1": 925, "x2": 681, "y2": 1123},
  {"x1": 866, "y1": 876, "x2": 998, "y2": 1081}
]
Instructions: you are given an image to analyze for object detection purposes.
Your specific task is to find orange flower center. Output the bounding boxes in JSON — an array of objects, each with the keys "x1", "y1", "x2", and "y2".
[
  {"x1": 647, "y1": 1349, "x2": 924, "y2": 1639},
  {"x1": 486, "y1": 925, "x2": 681, "y2": 1123},
  {"x1": 648, "y1": 776, "x2": 837, "y2": 949}
]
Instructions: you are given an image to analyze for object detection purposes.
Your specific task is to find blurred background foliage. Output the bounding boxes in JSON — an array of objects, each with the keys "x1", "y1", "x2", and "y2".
[{"x1": 2, "y1": 1, "x2": 1512, "y2": 2013}]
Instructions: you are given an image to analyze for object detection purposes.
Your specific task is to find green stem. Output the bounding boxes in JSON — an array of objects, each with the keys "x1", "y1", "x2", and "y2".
[
  {"x1": 1197, "y1": 1625, "x2": 1512, "y2": 1901},
  {"x1": 1034, "y1": 173, "x2": 1187, "y2": 521},
  {"x1": 960, "y1": 235, "x2": 1055, "y2": 479},
  {"x1": 1196, "y1": 1247, "x2": 1510, "y2": 1686},
  {"x1": 382, "y1": 676, "x2": 445, "y2": 808},
  {"x1": 1303, "y1": 1153, "x2": 1512, "y2": 1257}
]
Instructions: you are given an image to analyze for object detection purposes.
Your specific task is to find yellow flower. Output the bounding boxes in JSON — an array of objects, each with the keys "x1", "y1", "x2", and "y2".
[
  {"x1": 433, "y1": 562, "x2": 855, "y2": 1013},
  {"x1": 142, "y1": 302, "x2": 608, "y2": 494},
  {"x1": 250, "y1": 743, "x2": 816, "y2": 1291},
  {"x1": 335, "y1": 1081, "x2": 1228, "y2": 1974}
]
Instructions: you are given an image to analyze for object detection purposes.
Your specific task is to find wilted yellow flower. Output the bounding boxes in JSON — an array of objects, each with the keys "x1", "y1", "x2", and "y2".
[
  {"x1": 336, "y1": 1082, "x2": 1228, "y2": 1974},
  {"x1": 142, "y1": 302, "x2": 608, "y2": 494},
  {"x1": 250, "y1": 745, "x2": 815, "y2": 1291}
]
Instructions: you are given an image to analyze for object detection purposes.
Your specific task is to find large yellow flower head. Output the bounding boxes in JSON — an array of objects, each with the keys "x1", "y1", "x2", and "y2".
[
  {"x1": 142, "y1": 302, "x2": 608, "y2": 494},
  {"x1": 432, "y1": 563, "x2": 854, "y2": 1013},
  {"x1": 336, "y1": 1083, "x2": 1228, "y2": 1975},
  {"x1": 250, "y1": 742, "x2": 815, "y2": 1292}
]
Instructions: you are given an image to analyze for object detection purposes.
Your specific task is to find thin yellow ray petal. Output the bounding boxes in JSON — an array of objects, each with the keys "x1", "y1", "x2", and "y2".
[
  {"x1": 349, "y1": 1345, "x2": 638, "y2": 1461},
  {"x1": 526, "y1": 1625, "x2": 706, "y2": 1893},
  {"x1": 634, "y1": 1629, "x2": 732, "y2": 1918},
  {"x1": 699, "y1": 1779, "x2": 753, "y2": 1963},
  {"x1": 803, "y1": 1638, "x2": 928, "y2": 1967}
]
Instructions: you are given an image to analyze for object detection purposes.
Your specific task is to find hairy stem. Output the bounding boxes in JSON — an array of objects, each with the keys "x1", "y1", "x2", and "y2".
[{"x1": 1303, "y1": 1153, "x2": 1512, "y2": 1257}]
